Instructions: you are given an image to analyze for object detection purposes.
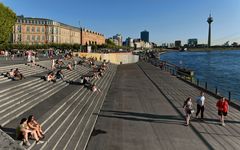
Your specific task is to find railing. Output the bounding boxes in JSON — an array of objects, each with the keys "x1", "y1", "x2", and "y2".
[{"x1": 148, "y1": 58, "x2": 235, "y2": 101}]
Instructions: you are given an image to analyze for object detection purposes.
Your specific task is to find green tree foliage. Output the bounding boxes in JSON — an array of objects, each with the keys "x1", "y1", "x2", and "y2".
[{"x1": 0, "y1": 3, "x2": 16, "y2": 45}]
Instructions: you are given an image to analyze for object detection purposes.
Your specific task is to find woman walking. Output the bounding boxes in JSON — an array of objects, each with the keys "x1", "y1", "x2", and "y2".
[
  {"x1": 183, "y1": 97, "x2": 193, "y2": 126},
  {"x1": 216, "y1": 97, "x2": 229, "y2": 126}
]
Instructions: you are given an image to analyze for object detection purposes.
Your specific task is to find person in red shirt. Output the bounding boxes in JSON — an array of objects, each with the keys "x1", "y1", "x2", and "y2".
[{"x1": 216, "y1": 97, "x2": 229, "y2": 126}]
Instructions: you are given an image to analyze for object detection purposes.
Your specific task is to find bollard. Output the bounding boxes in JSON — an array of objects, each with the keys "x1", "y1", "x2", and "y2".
[
  {"x1": 215, "y1": 87, "x2": 218, "y2": 95},
  {"x1": 229, "y1": 91, "x2": 231, "y2": 101},
  {"x1": 205, "y1": 82, "x2": 208, "y2": 90}
]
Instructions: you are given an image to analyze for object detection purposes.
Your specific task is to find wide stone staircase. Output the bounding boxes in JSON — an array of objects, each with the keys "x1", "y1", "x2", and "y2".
[
  {"x1": 0, "y1": 61, "x2": 48, "y2": 84},
  {"x1": 0, "y1": 58, "x2": 117, "y2": 150}
]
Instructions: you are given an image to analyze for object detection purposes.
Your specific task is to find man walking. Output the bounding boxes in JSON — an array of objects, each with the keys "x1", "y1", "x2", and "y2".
[{"x1": 196, "y1": 91, "x2": 205, "y2": 120}]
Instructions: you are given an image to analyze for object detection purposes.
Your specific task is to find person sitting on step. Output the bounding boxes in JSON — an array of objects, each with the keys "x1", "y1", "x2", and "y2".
[
  {"x1": 67, "y1": 62, "x2": 73, "y2": 71},
  {"x1": 4, "y1": 68, "x2": 15, "y2": 79},
  {"x1": 93, "y1": 72, "x2": 100, "y2": 79},
  {"x1": 79, "y1": 76, "x2": 84, "y2": 85},
  {"x1": 16, "y1": 118, "x2": 44, "y2": 146},
  {"x1": 27, "y1": 115, "x2": 45, "y2": 139},
  {"x1": 13, "y1": 68, "x2": 25, "y2": 80},
  {"x1": 47, "y1": 72, "x2": 56, "y2": 83},
  {"x1": 55, "y1": 69, "x2": 64, "y2": 80},
  {"x1": 90, "y1": 83, "x2": 101, "y2": 92}
]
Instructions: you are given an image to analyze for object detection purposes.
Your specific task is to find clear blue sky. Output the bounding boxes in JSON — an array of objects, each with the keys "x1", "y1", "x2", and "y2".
[{"x1": 1, "y1": 0, "x2": 240, "y2": 45}]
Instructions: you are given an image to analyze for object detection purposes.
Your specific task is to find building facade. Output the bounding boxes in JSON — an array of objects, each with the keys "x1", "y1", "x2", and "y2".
[
  {"x1": 133, "y1": 39, "x2": 152, "y2": 49},
  {"x1": 188, "y1": 38, "x2": 198, "y2": 47},
  {"x1": 175, "y1": 40, "x2": 181, "y2": 48},
  {"x1": 12, "y1": 16, "x2": 105, "y2": 45},
  {"x1": 125, "y1": 37, "x2": 134, "y2": 48},
  {"x1": 112, "y1": 34, "x2": 123, "y2": 46},
  {"x1": 140, "y1": 30, "x2": 149, "y2": 42}
]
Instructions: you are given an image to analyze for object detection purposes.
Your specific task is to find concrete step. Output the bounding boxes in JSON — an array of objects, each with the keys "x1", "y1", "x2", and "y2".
[
  {"x1": 0, "y1": 81, "x2": 68, "y2": 126},
  {"x1": 37, "y1": 69, "x2": 112, "y2": 150},
  {"x1": 0, "y1": 68, "x2": 89, "y2": 126},
  {"x1": 29, "y1": 64, "x2": 115, "y2": 150},
  {"x1": 0, "y1": 65, "x2": 47, "y2": 84},
  {"x1": 0, "y1": 69, "x2": 79, "y2": 104},
  {"x1": 44, "y1": 71, "x2": 112, "y2": 150},
  {"x1": 76, "y1": 66, "x2": 116, "y2": 150},
  {"x1": 0, "y1": 78, "x2": 40, "y2": 95},
  {"x1": 0, "y1": 79, "x2": 44, "y2": 107},
  {"x1": 59, "y1": 67, "x2": 116, "y2": 150}
]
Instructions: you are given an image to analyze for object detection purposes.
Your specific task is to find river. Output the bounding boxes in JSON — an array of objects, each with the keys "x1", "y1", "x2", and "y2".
[{"x1": 160, "y1": 50, "x2": 240, "y2": 101}]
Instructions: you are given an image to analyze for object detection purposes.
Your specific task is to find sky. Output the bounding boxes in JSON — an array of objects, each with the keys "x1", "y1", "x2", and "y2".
[{"x1": 1, "y1": 0, "x2": 240, "y2": 45}]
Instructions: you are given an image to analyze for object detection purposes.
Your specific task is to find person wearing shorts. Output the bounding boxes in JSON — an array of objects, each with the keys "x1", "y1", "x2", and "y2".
[{"x1": 216, "y1": 97, "x2": 229, "y2": 126}]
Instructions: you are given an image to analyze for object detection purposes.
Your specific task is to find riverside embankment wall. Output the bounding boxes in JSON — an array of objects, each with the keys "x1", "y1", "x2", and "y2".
[{"x1": 73, "y1": 52, "x2": 139, "y2": 64}]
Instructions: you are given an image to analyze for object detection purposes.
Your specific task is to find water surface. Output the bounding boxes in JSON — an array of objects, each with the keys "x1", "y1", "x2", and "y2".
[{"x1": 160, "y1": 50, "x2": 240, "y2": 100}]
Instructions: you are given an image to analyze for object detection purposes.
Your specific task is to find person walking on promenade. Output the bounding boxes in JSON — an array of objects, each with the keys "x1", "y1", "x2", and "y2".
[
  {"x1": 216, "y1": 97, "x2": 229, "y2": 126},
  {"x1": 183, "y1": 97, "x2": 193, "y2": 126},
  {"x1": 196, "y1": 91, "x2": 205, "y2": 120}
]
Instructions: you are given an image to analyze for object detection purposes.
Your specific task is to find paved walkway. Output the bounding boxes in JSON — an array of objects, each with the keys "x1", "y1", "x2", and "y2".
[
  {"x1": 86, "y1": 63, "x2": 211, "y2": 150},
  {"x1": 87, "y1": 62, "x2": 240, "y2": 150},
  {"x1": 0, "y1": 56, "x2": 53, "y2": 67}
]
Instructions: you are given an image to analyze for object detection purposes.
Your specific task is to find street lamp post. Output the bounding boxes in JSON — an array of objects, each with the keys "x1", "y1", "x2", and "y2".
[{"x1": 79, "y1": 21, "x2": 82, "y2": 52}]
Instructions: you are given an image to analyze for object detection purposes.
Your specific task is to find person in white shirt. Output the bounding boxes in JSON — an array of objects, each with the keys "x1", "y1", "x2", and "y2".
[{"x1": 196, "y1": 91, "x2": 205, "y2": 120}]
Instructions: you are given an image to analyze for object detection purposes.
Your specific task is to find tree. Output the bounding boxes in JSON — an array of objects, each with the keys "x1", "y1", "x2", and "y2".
[
  {"x1": 232, "y1": 42, "x2": 238, "y2": 47},
  {"x1": 0, "y1": 3, "x2": 16, "y2": 45}
]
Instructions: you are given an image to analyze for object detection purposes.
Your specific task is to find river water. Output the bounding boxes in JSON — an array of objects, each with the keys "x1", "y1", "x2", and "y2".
[{"x1": 160, "y1": 50, "x2": 240, "y2": 101}]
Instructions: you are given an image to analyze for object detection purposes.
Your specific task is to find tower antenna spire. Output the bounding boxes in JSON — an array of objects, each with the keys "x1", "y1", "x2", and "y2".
[{"x1": 207, "y1": 13, "x2": 213, "y2": 48}]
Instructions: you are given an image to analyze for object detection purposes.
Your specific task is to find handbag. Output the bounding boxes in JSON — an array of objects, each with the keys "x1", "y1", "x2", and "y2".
[
  {"x1": 190, "y1": 109, "x2": 194, "y2": 114},
  {"x1": 187, "y1": 109, "x2": 194, "y2": 114}
]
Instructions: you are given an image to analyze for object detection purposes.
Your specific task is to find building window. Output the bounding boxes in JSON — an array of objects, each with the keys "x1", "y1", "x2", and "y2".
[
  {"x1": 18, "y1": 35, "x2": 22, "y2": 41},
  {"x1": 32, "y1": 35, "x2": 35, "y2": 41},
  {"x1": 27, "y1": 35, "x2": 30, "y2": 41},
  {"x1": 42, "y1": 27, "x2": 45, "y2": 33},
  {"x1": 42, "y1": 36, "x2": 45, "y2": 41},
  {"x1": 32, "y1": 27, "x2": 35, "y2": 32},
  {"x1": 17, "y1": 25, "x2": 21, "y2": 32},
  {"x1": 27, "y1": 26, "x2": 30, "y2": 32},
  {"x1": 37, "y1": 27, "x2": 40, "y2": 32},
  {"x1": 37, "y1": 35, "x2": 40, "y2": 41}
]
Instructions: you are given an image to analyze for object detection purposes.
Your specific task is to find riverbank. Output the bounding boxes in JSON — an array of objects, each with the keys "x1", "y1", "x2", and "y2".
[
  {"x1": 188, "y1": 47, "x2": 240, "y2": 52},
  {"x1": 159, "y1": 50, "x2": 240, "y2": 101}
]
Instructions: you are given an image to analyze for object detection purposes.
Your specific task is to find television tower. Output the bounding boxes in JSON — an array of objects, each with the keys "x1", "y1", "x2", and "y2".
[{"x1": 207, "y1": 14, "x2": 213, "y2": 48}]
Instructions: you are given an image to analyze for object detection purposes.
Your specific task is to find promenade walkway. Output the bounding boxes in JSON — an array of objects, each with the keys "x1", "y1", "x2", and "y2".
[{"x1": 87, "y1": 62, "x2": 240, "y2": 150}]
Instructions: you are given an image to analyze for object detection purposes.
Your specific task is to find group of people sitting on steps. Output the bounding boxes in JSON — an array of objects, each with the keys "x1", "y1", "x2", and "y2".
[
  {"x1": 42, "y1": 69, "x2": 64, "y2": 83},
  {"x1": 51, "y1": 58, "x2": 75, "y2": 71},
  {"x1": 2, "y1": 68, "x2": 25, "y2": 80},
  {"x1": 75, "y1": 60, "x2": 108, "y2": 92},
  {"x1": 16, "y1": 115, "x2": 45, "y2": 146},
  {"x1": 46, "y1": 56, "x2": 109, "y2": 92}
]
